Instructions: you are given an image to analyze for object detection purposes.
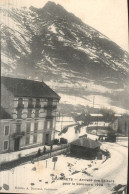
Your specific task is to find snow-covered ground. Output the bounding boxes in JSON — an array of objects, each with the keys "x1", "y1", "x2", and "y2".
[
  {"x1": 0, "y1": 140, "x2": 128, "y2": 194},
  {"x1": 0, "y1": 153, "x2": 106, "y2": 193},
  {"x1": 0, "y1": 122, "x2": 128, "y2": 193}
]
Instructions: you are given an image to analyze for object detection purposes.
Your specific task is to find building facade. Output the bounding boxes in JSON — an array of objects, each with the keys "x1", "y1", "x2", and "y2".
[{"x1": 0, "y1": 76, "x2": 60, "y2": 153}]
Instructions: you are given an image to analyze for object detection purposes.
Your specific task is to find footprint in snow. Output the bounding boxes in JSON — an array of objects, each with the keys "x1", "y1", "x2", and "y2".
[
  {"x1": 32, "y1": 167, "x2": 36, "y2": 171},
  {"x1": 50, "y1": 174, "x2": 55, "y2": 176}
]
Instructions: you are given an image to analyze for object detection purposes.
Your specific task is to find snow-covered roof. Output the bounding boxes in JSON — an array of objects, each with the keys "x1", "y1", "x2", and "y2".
[
  {"x1": 90, "y1": 114, "x2": 103, "y2": 117},
  {"x1": 71, "y1": 137, "x2": 101, "y2": 149},
  {"x1": 88, "y1": 122, "x2": 110, "y2": 127},
  {"x1": 115, "y1": 114, "x2": 122, "y2": 117}
]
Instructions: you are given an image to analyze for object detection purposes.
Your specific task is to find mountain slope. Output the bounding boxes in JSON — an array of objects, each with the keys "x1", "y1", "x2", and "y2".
[{"x1": 1, "y1": 1, "x2": 129, "y2": 112}]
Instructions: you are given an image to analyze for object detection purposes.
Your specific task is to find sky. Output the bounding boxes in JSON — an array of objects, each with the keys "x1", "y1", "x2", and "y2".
[{"x1": 1, "y1": 0, "x2": 128, "y2": 51}]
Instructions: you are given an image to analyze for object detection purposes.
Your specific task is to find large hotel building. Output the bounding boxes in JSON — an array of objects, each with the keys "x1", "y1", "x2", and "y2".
[{"x1": 0, "y1": 76, "x2": 60, "y2": 153}]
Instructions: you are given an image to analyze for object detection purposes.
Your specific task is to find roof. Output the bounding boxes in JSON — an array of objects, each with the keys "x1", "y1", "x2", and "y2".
[
  {"x1": 71, "y1": 138, "x2": 101, "y2": 149},
  {"x1": 115, "y1": 114, "x2": 122, "y2": 117},
  {"x1": 88, "y1": 122, "x2": 110, "y2": 127},
  {"x1": 87, "y1": 126, "x2": 110, "y2": 130},
  {"x1": 1, "y1": 76, "x2": 60, "y2": 99},
  {"x1": 90, "y1": 114, "x2": 103, "y2": 117},
  {"x1": 0, "y1": 107, "x2": 12, "y2": 119}
]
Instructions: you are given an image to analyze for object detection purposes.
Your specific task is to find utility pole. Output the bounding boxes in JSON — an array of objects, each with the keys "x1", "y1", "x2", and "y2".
[
  {"x1": 93, "y1": 96, "x2": 95, "y2": 113},
  {"x1": 61, "y1": 113, "x2": 63, "y2": 135},
  {"x1": 96, "y1": 115, "x2": 98, "y2": 136}
]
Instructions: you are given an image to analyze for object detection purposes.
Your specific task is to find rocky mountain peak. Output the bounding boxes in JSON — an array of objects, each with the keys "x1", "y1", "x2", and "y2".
[
  {"x1": 30, "y1": 1, "x2": 82, "y2": 24},
  {"x1": 1, "y1": 2, "x2": 129, "y2": 112}
]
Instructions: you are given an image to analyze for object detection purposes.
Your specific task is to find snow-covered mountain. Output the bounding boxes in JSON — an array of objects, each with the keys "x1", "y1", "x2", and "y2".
[{"x1": 1, "y1": 1, "x2": 129, "y2": 113}]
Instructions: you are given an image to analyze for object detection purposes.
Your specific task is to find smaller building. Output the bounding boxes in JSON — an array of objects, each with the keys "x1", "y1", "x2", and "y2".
[
  {"x1": 87, "y1": 122, "x2": 111, "y2": 136},
  {"x1": 70, "y1": 137, "x2": 101, "y2": 159},
  {"x1": 118, "y1": 115, "x2": 129, "y2": 136},
  {"x1": 89, "y1": 114, "x2": 104, "y2": 122},
  {"x1": 109, "y1": 119, "x2": 118, "y2": 132}
]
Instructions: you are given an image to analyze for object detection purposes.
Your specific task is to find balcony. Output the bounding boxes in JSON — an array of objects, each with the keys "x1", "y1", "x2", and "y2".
[
  {"x1": 11, "y1": 131, "x2": 25, "y2": 138},
  {"x1": 35, "y1": 104, "x2": 41, "y2": 108},
  {"x1": 28, "y1": 104, "x2": 34, "y2": 108},
  {"x1": 46, "y1": 115, "x2": 54, "y2": 120},
  {"x1": 44, "y1": 105, "x2": 57, "y2": 110},
  {"x1": 17, "y1": 104, "x2": 24, "y2": 109}
]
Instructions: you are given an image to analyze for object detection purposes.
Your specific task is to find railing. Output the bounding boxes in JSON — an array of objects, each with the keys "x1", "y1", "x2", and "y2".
[
  {"x1": 28, "y1": 104, "x2": 34, "y2": 108},
  {"x1": 44, "y1": 105, "x2": 57, "y2": 110},
  {"x1": 11, "y1": 131, "x2": 25, "y2": 138},
  {"x1": 46, "y1": 115, "x2": 54, "y2": 119},
  {"x1": 17, "y1": 104, "x2": 24, "y2": 108},
  {"x1": 35, "y1": 104, "x2": 41, "y2": 108}
]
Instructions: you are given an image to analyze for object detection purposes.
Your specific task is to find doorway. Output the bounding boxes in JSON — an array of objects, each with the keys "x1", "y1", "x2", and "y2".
[
  {"x1": 45, "y1": 134, "x2": 49, "y2": 145},
  {"x1": 14, "y1": 138, "x2": 20, "y2": 151}
]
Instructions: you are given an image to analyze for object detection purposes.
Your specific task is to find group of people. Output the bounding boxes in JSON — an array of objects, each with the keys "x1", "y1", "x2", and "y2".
[{"x1": 37, "y1": 144, "x2": 53, "y2": 156}]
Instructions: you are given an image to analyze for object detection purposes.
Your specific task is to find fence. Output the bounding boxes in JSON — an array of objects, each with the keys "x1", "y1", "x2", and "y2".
[{"x1": 0, "y1": 144, "x2": 69, "y2": 171}]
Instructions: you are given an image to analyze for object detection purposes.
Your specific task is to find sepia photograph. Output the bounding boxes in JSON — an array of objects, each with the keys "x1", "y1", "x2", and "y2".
[{"x1": 0, "y1": 0, "x2": 129, "y2": 193}]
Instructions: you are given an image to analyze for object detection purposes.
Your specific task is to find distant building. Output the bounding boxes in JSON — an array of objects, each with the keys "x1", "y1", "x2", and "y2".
[
  {"x1": 107, "y1": 115, "x2": 129, "y2": 136},
  {"x1": 109, "y1": 119, "x2": 118, "y2": 132},
  {"x1": 87, "y1": 122, "x2": 110, "y2": 132},
  {"x1": 117, "y1": 115, "x2": 129, "y2": 136},
  {"x1": 89, "y1": 114, "x2": 104, "y2": 122},
  {"x1": 87, "y1": 121, "x2": 118, "y2": 136},
  {"x1": 55, "y1": 115, "x2": 75, "y2": 132},
  {"x1": 70, "y1": 137, "x2": 101, "y2": 159},
  {"x1": 0, "y1": 76, "x2": 60, "y2": 153}
]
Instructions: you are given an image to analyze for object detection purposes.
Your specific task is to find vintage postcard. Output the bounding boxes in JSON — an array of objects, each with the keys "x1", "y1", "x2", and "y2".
[{"x1": 0, "y1": 0, "x2": 128, "y2": 193}]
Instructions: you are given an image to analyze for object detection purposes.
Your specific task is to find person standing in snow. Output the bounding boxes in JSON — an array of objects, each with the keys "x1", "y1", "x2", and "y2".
[
  {"x1": 43, "y1": 146, "x2": 46, "y2": 154},
  {"x1": 50, "y1": 144, "x2": 53, "y2": 157},
  {"x1": 37, "y1": 148, "x2": 41, "y2": 156},
  {"x1": 50, "y1": 144, "x2": 53, "y2": 152}
]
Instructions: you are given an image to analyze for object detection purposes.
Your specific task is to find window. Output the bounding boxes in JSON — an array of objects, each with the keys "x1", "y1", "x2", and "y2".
[
  {"x1": 17, "y1": 109, "x2": 22, "y2": 119},
  {"x1": 114, "y1": 124, "x2": 117, "y2": 128},
  {"x1": 26, "y1": 123, "x2": 31, "y2": 133},
  {"x1": 33, "y1": 134, "x2": 37, "y2": 143},
  {"x1": 125, "y1": 122, "x2": 127, "y2": 130},
  {"x1": 28, "y1": 109, "x2": 32, "y2": 118},
  {"x1": 4, "y1": 141, "x2": 8, "y2": 150},
  {"x1": 28, "y1": 98, "x2": 33, "y2": 108},
  {"x1": 50, "y1": 120, "x2": 53, "y2": 129},
  {"x1": 18, "y1": 98, "x2": 24, "y2": 108},
  {"x1": 47, "y1": 110, "x2": 51, "y2": 116},
  {"x1": 35, "y1": 109, "x2": 39, "y2": 118},
  {"x1": 48, "y1": 99, "x2": 53, "y2": 105},
  {"x1": 4, "y1": 125, "x2": 9, "y2": 136},
  {"x1": 34, "y1": 122, "x2": 38, "y2": 132},
  {"x1": 47, "y1": 121, "x2": 51, "y2": 129},
  {"x1": 16, "y1": 124, "x2": 21, "y2": 133},
  {"x1": 36, "y1": 99, "x2": 41, "y2": 108},
  {"x1": 25, "y1": 136, "x2": 30, "y2": 145}
]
